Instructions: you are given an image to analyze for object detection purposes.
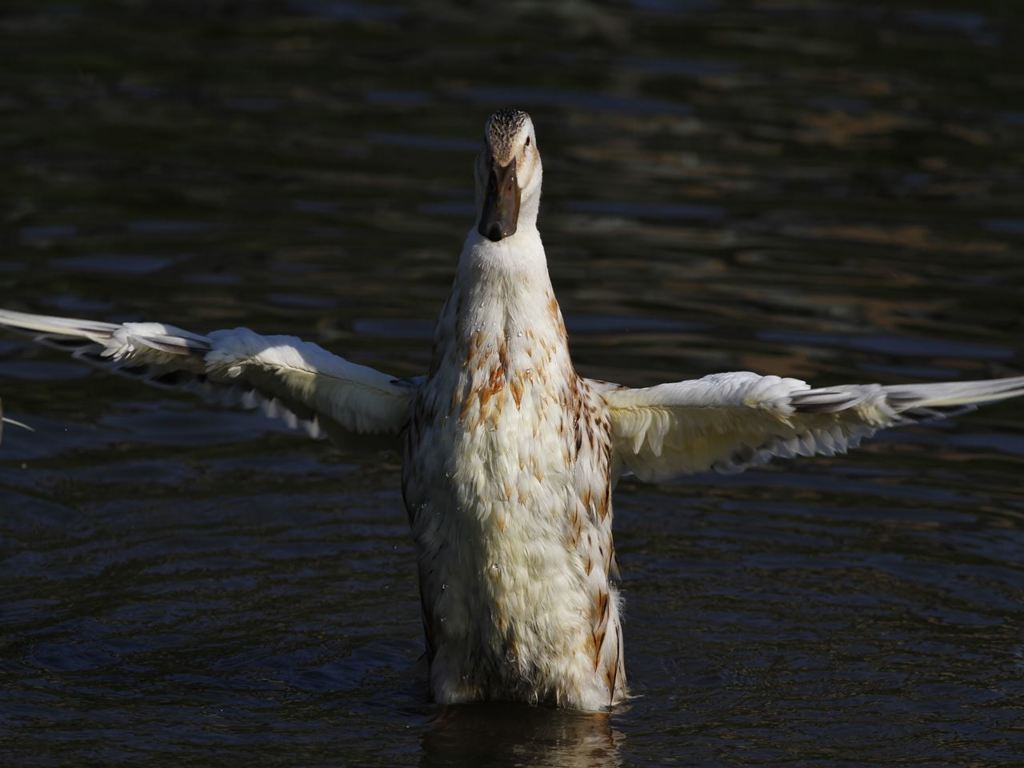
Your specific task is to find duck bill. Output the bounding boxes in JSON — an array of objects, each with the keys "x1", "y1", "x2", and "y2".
[{"x1": 478, "y1": 158, "x2": 521, "y2": 242}]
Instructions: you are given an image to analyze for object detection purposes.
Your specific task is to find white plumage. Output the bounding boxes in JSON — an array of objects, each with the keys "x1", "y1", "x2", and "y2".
[
  {"x1": 0, "y1": 308, "x2": 410, "y2": 444},
  {"x1": 1, "y1": 109, "x2": 1023, "y2": 711},
  {"x1": 602, "y1": 372, "x2": 1024, "y2": 480}
]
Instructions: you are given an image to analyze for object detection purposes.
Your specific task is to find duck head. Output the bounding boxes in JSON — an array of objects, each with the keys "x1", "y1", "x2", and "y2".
[{"x1": 475, "y1": 109, "x2": 542, "y2": 242}]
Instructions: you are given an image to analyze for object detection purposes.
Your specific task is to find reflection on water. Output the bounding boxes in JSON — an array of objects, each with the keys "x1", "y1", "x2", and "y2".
[
  {"x1": 1, "y1": 0, "x2": 1023, "y2": 766},
  {"x1": 421, "y1": 705, "x2": 622, "y2": 768}
]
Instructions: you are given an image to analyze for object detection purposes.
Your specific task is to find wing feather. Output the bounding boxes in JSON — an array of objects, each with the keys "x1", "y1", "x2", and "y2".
[
  {"x1": 600, "y1": 371, "x2": 1024, "y2": 481},
  {"x1": 0, "y1": 397, "x2": 34, "y2": 445},
  {"x1": 0, "y1": 308, "x2": 414, "y2": 446}
]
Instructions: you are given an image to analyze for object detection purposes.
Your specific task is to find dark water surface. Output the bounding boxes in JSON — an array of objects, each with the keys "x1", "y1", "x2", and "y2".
[{"x1": 2, "y1": 1, "x2": 1024, "y2": 765}]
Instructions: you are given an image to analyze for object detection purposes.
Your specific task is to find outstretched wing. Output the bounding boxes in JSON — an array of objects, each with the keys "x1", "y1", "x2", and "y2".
[
  {"x1": 597, "y1": 371, "x2": 1024, "y2": 482},
  {"x1": 0, "y1": 308, "x2": 414, "y2": 446}
]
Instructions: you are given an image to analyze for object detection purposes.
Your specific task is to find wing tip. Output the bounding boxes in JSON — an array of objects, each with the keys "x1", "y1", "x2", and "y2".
[{"x1": 0, "y1": 398, "x2": 35, "y2": 444}]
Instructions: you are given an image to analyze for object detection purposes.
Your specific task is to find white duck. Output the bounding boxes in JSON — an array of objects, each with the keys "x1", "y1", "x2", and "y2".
[{"x1": 2, "y1": 109, "x2": 1023, "y2": 712}]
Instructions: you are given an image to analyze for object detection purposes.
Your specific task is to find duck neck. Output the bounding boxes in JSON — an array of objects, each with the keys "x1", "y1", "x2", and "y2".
[{"x1": 430, "y1": 223, "x2": 574, "y2": 390}]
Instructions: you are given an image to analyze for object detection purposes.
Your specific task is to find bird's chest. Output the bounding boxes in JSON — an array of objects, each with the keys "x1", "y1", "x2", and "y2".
[
  {"x1": 407, "y1": 330, "x2": 585, "y2": 530},
  {"x1": 402, "y1": 329, "x2": 611, "y2": 631}
]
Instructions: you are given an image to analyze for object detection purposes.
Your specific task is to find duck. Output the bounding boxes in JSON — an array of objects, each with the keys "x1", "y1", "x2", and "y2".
[{"x1": 2, "y1": 108, "x2": 1023, "y2": 711}]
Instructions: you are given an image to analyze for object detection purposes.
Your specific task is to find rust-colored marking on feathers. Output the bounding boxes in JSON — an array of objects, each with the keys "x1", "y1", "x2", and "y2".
[
  {"x1": 592, "y1": 628, "x2": 607, "y2": 669},
  {"x1": 547, "y1": 297, "x2": 567, "y2": 336},
  {"x1": 510, "y1": 377, "x2": 524, "y2": 408},
  {"x1": 468, "y1": 329, "x2": 482, "y2": 358},
  {"x1": 595, "y1": 589, "x2": 609, "y2": 624},
  {"x1": 586, "y1": 631, "x2": 599, "y2": 661},
  {"x1": 478, "y1": 362, "x2": 505, "y2": 411},
  {"x1": 606, "y1": 644, "x2": 619, "y2": 693},
  {"x1": 459, "y1": 391, "x2": 475, "y2": 422},
  {"x1": 498, "y1": 336, "x2": 510, "y2": 372},
  {"x1": 603, "y1": 625, "x2": 623, "y2": 703}
]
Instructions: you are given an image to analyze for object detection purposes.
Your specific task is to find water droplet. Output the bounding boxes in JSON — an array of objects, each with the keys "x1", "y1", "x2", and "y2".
[
  {"x1": 490, "y1": 563, "x2": 500, "y2": 573},
  {"x1": 516, "y1": 331, "x2": 523, "y2": 338},
  {"x1": 439, "y1": 616, "x2": 447, "y2": 624},
  {"x1": 441, "y1": 582, "x2": 448, "y2": 591}
]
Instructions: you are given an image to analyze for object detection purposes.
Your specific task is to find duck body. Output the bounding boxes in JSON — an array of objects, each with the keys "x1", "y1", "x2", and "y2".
[
  {"x1": 403, "y1": 227, "x2": 626, "y2": 709},
  {"x1": 3, "y1": 108, "x2": 1024, "y2": 713}
]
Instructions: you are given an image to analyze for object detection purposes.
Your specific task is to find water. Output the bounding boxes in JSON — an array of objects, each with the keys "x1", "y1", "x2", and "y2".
[{"x1": 2, "y1": 1, "x2": 1024, "y2": 765}]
